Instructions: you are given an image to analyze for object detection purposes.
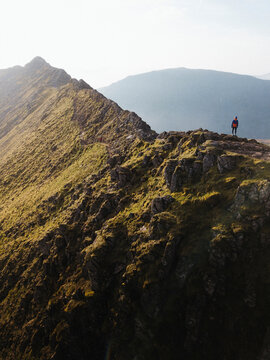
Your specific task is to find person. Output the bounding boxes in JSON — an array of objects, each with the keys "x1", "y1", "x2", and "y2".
[{"x1": 231, "y1": 116, "x2": 238, "y2": 136}]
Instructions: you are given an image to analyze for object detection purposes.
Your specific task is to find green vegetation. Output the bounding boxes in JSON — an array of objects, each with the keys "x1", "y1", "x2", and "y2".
[{"x1": 0, "y1": 59, "x2": 269, "y2": 360}]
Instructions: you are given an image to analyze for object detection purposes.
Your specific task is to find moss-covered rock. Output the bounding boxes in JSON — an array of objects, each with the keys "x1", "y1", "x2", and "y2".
[{"x1": 0, "y1": 60, "x2": 270, "y2": 360}]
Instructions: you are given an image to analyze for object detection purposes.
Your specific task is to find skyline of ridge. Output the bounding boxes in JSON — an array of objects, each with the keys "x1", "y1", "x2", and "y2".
[
  {"x1": 1, "y1": 0, "x2": 270, "y2": 88},
  {"x1": 1, "y1": 56, "x2": 269, "y2": 89}
]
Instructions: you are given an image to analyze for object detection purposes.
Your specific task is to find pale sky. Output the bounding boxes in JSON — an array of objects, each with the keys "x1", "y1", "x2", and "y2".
[{"x1": 1, "y1": 0, "x2": 270, "y2": 88}]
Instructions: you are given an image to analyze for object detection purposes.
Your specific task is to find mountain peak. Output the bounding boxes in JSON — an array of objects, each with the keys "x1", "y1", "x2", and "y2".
[
  {"x1": 0, "y1": 58, "x2": 270, "y2": 359},
  {"x1": 22, "y1": 56, "x2": 72, "y2": 87},
  {"x1": 25, "y1": 56, "x2": 49, "y2": 70}
]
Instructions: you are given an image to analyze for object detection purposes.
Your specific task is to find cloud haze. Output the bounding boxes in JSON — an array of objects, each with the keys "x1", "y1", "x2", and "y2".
[{"x1": 0, "y1": 0, "x2": 270, "y2": 87}]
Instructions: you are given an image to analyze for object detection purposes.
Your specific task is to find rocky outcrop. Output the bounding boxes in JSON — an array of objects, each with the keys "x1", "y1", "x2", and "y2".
[
  {"x1": 231, "y1": 180, "x2": 270, "y2": 221},
  {"x1": 151, "y1": 195, "x2": 175, "y2": 214},
  {"x1": 164, "y1": 159, "x2": 178, "y2": 189},
  {"x1": 110, "y1": 166, "x2": 134, "y2": 187},
  {"x1": 107, "y1": 154, "x2": 124, "y2": 168},
  {"x1": 217, "y1": 154, "x2": 243, "y2": 173},
  {"x1": 1, "y1": 57, "x2": 270, "y2": 360},
  {"x1": 202, "y1": 151, "x2": 217, "y2": 172},
  {"x1": 164, "y1": 157, "x2": 202, "y2": 192}
]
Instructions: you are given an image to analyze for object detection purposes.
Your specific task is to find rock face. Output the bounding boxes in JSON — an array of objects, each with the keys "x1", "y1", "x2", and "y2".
[
  {"x1": 110, "y1": 166, "x2": 134, "y2": 187},
  {"x1": 231, "y1": 180, "x2": 270, "y2": 222},
  {"x1": 217, "y1": 154, "x2": 243, "y2": 173},
  {"x1": 164, "y1": 157, "x2": 203, "y2": 192},
  {"x1": 151, "y1": 195, "x2": 175, "y2": 214},
  {"x1": 202, "y1": 151, "x2": 217, "y2": 172},
  {"x1": 0, "y1": 60, "x2": 270, "y2": 360}
]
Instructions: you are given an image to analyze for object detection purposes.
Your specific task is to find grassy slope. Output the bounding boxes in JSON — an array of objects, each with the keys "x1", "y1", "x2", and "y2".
[
  {"x1": 77, "y1": 132, "x2": 270, "y2": 360},
  {"x1": 0, "y1": 61, "x2": 159, "y2": 359},
  {"x1": 0, "y1": 61, "x2": 270, "y2": 359},
  {"x1": 0, "y1": 84, "x2": 105, "y2": 241}
]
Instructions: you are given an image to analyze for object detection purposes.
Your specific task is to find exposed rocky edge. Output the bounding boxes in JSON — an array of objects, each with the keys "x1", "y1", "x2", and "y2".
[
  {"x1": 24, "y1": 56, "x2": 72, "y2": 87},
  {"x1": 151, "y1": 195, "x2": 175, "y2": 214},
  {"x1": 164, "y1": 157, "x2": 202, "y2": 192},
  {"x1": 71, "y1": 78, "x2": 93, "y2": 90},
  {"x1": 24, "y1": 56, "x2": 50, "y2": 69},
  {"x1": 231, "y1": 180, "x2": 270, "y2": 221},
  {"x1": 0, "y1": 127, "x2": 270, "y2": 360},
  {"x1": 126, "y1": 111, "x2": 156, "y2": 142},
  {"x1": 0, "y1": 56, "x2": 157, "y2": 158},
  {"x1": 110, "y1": 165, "x2": 134, "y2": 188},
  {"x1": 1, "y1": 60, "x2": 270, "y2": 360},
  {"x1": 161, "y1": 130, "x2": 268, "y2": 193}
]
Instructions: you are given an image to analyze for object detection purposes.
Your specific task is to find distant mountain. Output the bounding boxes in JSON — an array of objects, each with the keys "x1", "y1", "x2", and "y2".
[
  {"x1": 256, "y1": 73, "x2": 270, "y2": 80},
  {"x1": 100, "y1": 68, "x2": 270, "y2": 138}
]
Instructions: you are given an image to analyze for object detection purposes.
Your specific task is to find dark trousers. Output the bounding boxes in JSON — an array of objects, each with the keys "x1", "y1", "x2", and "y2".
[{"x1": 232, "y1": 127, "x2": 237, "y2": 135}]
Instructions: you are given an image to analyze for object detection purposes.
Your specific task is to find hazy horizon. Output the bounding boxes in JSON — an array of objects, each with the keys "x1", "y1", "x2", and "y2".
[{"x1": 1, "y1": 0, "x2": 270, "y2": 88}]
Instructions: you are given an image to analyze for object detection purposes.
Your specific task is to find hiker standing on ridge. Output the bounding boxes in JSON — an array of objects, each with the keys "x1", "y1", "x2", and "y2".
[{"x1": 231, "y1": 116, "x2": 238, "y2": 136}]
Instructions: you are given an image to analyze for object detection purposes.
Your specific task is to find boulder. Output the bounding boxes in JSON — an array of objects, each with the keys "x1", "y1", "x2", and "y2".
[
  {"x1": 149, "y1": 213, "x2": 177, "y2": 238},
  {"x1": 166, "y1": 158, "x2": 202, "y2": 192},
  {"x1": 202, "y1": 151, "x2": 217, "y2": 173},
  {"x1": 107, "y1": 155, "x2": 124, "y2": 168},
  {"x1": 110, "y1": 166, "x2": 133, "y2": 187},
  {"x1": 151, "y1": 195, "x2": 175, "y2": 214},
  {"x1": 217, "y1": 155, "x2": 242, "y2": 173}
]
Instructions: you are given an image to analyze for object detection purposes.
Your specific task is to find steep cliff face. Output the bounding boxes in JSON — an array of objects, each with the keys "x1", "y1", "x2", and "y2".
[{"x1": 0, "y1": 59, "x2": 270, "y2": 360}]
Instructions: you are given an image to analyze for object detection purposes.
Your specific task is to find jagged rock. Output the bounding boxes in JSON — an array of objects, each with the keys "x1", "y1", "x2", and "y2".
[
  {"x1": 202, "y1": 151, "x2": 217, "y2": 172},
  {"x1": 107, "y1": 155, "x2": 124, "y2": 168},
  {"x1": 126, "y1": 112, "x2": 157, "y2": 141},
  {"x1": 217, "y1": 154, "x2": 242, "y2": 173},
  {"x1": 161, "y1": 142, "x2": 173, "y2": 151},
  {"x1": 168, "y1": 134, "x2": 183, "y2": 145},
  {"x1": 149, "y1": 213, "x2": 177, "y2": 238},
  {"x1": 78, "y1": 79, "x2": 92, "y2": 90},
  {"x1": 169, "y1": 158, "x2": 202, "y2": 192},
  {"x1": 95, "y1": 196, "x2": 119, "y2": 222},
  {"x1": 157, "y1": 131, "x2": 168, "y2": 139},
  {"x1": 171, "y1": 167, "x2": 184, "y2": 192},
  {"x1": 2, "y1": 56, "x2": 270, "y2": 360},
  {"x1": 142, "y1": 155, "x2": 151, "y2": 167},
  {"x1": 231, "y1": 180, "x2": 270, "y2": 218},
  {"x1": 157, "y1": 131, "x2": 185, "y2": 141},
  {"x1": 110, "y1": 166, "x2": 133, "y2": 187},
  {"x1": 201, "y1": 131, "x2": 220, "y2": 141},
  {"x1": 160, "y1": 236, "x2": 181, "y2": 278},
  {"x1": 151, "y1": 195, "x2": 175, "y2": 214},
  {"x1": 152, "y1": 153, "x2": 164, "y2": 167},
  {"x1": 140, "y1": 211, "x2": 151, "y2": 222},
  {"x1": 164, "y1": 160, "x2": 178, "y2": 188}
]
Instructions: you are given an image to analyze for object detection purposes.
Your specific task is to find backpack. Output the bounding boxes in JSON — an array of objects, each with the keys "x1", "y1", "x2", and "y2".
[{"x1": 232, "y1": 120, "x2": 238, "y2": 128}]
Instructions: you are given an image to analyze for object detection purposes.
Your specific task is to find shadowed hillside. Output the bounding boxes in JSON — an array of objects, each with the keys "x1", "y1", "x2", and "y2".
[
  {"x1": 100, "y1": 68, "x2": 270, "y2": 138},
  {"x1": 0, "y1": 59, "x2": 270, "y2": 360}
]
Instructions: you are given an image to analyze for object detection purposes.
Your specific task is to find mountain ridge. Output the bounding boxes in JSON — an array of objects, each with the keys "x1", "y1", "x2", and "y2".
[{"x1": 0, "y1": 59, "x2": 270, "y2": 359}]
